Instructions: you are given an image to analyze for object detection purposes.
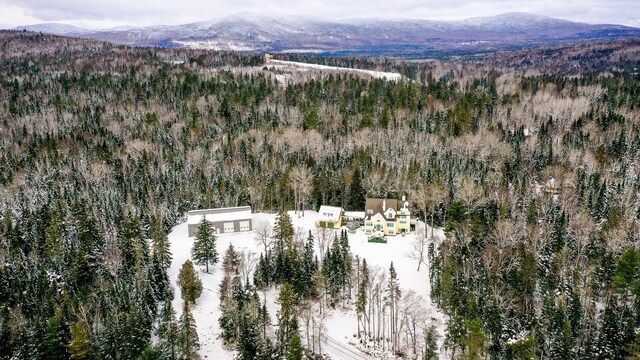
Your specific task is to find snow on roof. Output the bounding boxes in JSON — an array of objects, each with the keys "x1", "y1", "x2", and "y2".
[
  {"x1": 317, "y1": 205, "x2": 343, "y2": 222},
  {"x1": 344, "y1": 211, "x2": 365, "y2": 219},
  {"x1": 187, "y1": 206, "x2": 252, "y2": 225}
]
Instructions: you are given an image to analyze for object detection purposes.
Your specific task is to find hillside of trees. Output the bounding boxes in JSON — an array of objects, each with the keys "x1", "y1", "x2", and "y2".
[{"x1": 1, "y1": 30, "x2": 640, "y2": 358}]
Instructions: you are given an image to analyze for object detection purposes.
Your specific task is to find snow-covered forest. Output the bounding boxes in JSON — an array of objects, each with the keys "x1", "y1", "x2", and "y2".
[
  {"x1": 1, "y1": 30, "x2": 640, "y2": 359},
  {"x1": 167, "y1": 211, "x2": 445, "y2": 360}
]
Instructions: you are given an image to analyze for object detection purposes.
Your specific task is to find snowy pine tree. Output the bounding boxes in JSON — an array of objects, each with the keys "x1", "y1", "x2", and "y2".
[
  {"x1": 276, "y1": 282, "x2": 299, "y2": 356},
  {"x1": 192, "y1": 217, "x2": 218, "y2": 273},
  {"x1": 158, "y1": 302, "x2": 180, "y2": 360},
  {"x1": 179, "y1": 302, "x2": 200, "y2": 358}
]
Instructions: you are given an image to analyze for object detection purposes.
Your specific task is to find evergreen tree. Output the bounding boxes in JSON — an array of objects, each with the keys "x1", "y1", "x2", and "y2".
[
  {"x1": 237, "y1": 311, "x2": 262, "y2": 360},
  {"x1": 325, "y1": 234, "x2": 345, "y2": 298},
  {"x1": 177, "y1": 260, "x2": 203, "y2": 305},
  {"x1": 462, "y1": 318, "x2": 488, "y2": 360},
  {"x1": 300, "y1": 231, "x2": 317, "y2": 297},
  {"x1": 348, "y1": 168, "x2": 365, "y2": 210},
  {"x1": 254, "y1": 253, "x2": 269, "y2": 288},
  {"x1": 340, "y1": 230, "x2": 352, "y2": 296},
  {"x1": 237, "y1": 292, "x2": 275, "y2": 360},
  {"x1": 273, "y1": 211, "x2": 294, "y2": 254},
  {"x1": 423, "y1": 324, "x2": 439, "y2": 360},
  {"x1": 287, "y1": 335, "x2": 304, "y2": 360},
  {"x1": 121, "y1": 216, "x2": 149, "y2": 275},
  {"x1": 386, "y1": 262, "x2": 401, "y2": 353},
  {"x1": 179, "y1": 302, "x2": 200, "y2": 358},
  {"x1": 192, "y1": 217, "x2": 218, "y2": 273},
  {"x1": 276, "y1": 282, "x2": 299, "y2": 356},
  {"x1": 158, "y1": 302, "x2": 180, "y2": 360},
  {"x1": 119, "y1": 306, "x2": 151, "y2": 358},
  {"x1": 69, "y1": 203, "x2": 104, "y2": 290},
  {"x1": 597, "y1": 302, "x2": 625, "y2": 359},
  {"x1": 42, "y1": 315, "x2": 65, "y2": 360},
  {"x1": 43, "y1": 210, "x2": 63, "y2": 261},
  {"x1": 546, "y1": 301, "x2": 574, "y2": 359},
  {"x1": 67, "y1": 322, "x2": 91, "y2": 360},
  {"x1": 356, "y1": 258, "x2": 369, "y2": 338},
  {"x1": 150, "y1": 255, "x2": 172, "y2": 302},
  {"x1": 151, "y1": 218, "x2": 172, "y2": 270},
  {"x1": 222, "y1": 244, "x2": 240, "y2": 274}
]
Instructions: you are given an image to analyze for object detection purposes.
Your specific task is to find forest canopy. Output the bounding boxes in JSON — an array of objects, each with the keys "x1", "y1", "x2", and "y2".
[{"x1": 1, "y1": 30, "x2": 640, "y2": 359}]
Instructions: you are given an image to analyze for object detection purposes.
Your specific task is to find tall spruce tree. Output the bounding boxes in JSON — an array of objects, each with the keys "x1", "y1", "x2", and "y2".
[
  {"x1": 340, "y1": 230, "x2": 352, "y2": 296},
  {"x1": 192, "y1": 217, "x2": 218, "y2": 273},
  {"x1": 273, "y1": 211, "x2": 294, "y2": 254},
  {"x1": 287, "y1": 335, "x2": 304, "y2": 360},
  {"x1": 387, "y1": 262, "x2": 401, "y2": 353},
  {"x1": 300, "y1": 231, "x2": 317, "y2": 297},
  {"x1": 158, "y1": 302, "x2": 180, "y2": 360},
  {"x1": 179, "y1": 302, "x2": 200, "y2": 358},
  {"x1": 356, "y1": 258, "x2": 369, "y2": 339},
  {"x1": 121, "y1": 216, "x2": 148, "y2": 275},
  {"x1": 276, "y1": 282, "x2": 299, "y2": 356},
  {"x1": 423, "y1": 324, "x2": 439, "y2": 360},
  {"x1": 42, "y1": 315, "x2": 65, "y2": 360},
  {"x1": 349, "y1": 168, "x2": 365, "y2": 210},
  {"x1": 151, "y1": 218, "x2": 172, "y2": 270}
]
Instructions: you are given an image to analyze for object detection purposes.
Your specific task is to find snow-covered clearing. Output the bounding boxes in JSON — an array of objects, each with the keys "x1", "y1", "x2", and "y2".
[
  {"x1": 167, "y1": 210, "x2": 446, "y2": 359},
  {"x1": 266, "y1": 60, "x2": 404, "y2": 81}
]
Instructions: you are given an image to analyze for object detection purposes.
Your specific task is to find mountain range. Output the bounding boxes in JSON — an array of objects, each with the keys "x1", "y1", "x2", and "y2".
[{"x1": 14, "y1": 12, "x2": 640, "y2": 57}]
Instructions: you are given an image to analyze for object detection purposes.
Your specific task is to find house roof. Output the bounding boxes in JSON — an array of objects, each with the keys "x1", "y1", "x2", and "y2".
[
  {"x1": 365, "y1": 198, "x2": 406, "y2": 220},
  {"x1": 318, "y1": 205, "x2": 343, "y2": 222},
  {"x1": 187, "y1": 206, "x2": 252, "y2": 225}
]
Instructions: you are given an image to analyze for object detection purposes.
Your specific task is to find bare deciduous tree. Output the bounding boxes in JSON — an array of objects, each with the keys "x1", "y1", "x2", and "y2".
[
  {"x1": 315, "y1": 226, "x2": 335, "y2": 264},
  {"x1": 254, "y1": 220, "x2": 273, "y2": 254},
  {"x1": 407, "y1": 225, "x2": 428, "y2": 271},
  {"x1": 290, "y1": 165, "x2": 313, "y2": 217},
  {"x1": 239, "y1": 250, "x2": 258, "y2": 282},
  {"x1": 456, "y1": 176, "x2": 482, "y2": 212},
  {"x1": 364, "y1": 169, "x2": 386, "y2": 198}
]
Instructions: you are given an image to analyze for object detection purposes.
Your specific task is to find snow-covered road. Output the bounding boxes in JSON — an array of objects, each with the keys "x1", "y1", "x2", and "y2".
[
  {"x1": 325, "y1": 336, "x2": 375, "y2": 360},
  {"x1": 266, "y1": 59, "x2": 404, "y2": 81}
]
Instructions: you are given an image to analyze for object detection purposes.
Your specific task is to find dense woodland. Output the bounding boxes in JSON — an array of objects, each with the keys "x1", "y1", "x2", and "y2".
[{"x1": 1, "y1": 30, "x2": 640, "y2": 359}]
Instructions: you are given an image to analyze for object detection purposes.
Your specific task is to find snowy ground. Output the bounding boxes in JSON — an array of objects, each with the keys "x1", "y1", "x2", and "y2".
[
  {"x1": 167, "y1": 210, "x2": 446, "y2": 359},
  {"x1": 266, "y1": 60, "x2": 404, "y2": 81}
]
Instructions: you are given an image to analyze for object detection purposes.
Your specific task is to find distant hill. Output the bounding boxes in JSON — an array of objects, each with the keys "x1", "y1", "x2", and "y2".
[
  {"x1": 15, "y1": 23, "x2": 93, "y2": 35},
  {"x1": 14, "y1": 12, "x2": 640, "y2": 57}
]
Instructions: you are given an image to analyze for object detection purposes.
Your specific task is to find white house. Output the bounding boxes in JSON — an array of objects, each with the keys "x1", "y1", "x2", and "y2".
[
  {"x1": 187, "y1": 206, "x2": 252, "y2": 237},
  {"x1": 316, "y1": 205, "x2": 344, "y2": 229}
]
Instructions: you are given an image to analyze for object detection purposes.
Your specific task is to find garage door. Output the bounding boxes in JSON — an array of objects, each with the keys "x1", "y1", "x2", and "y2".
[
  {"x1": 223, "y1": 222, "x2": 235, "y2": 233},
  {"x1": 239, "y1": 220, "x2": 250, "y2": 232}
]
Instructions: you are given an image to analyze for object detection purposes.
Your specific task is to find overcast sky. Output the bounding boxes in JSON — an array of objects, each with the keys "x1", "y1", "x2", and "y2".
[{"x1": 1, "y1": 0, "x2": 639, "y2": 29}]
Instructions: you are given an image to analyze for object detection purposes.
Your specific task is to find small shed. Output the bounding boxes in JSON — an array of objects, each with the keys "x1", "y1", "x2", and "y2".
[{"x1": 187, "y1": 206, "x2": 252, "y2": 237}]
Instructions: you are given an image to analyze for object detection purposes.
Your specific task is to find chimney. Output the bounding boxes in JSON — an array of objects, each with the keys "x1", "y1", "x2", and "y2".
[
  {"x1": 382, "y1": 199, "x2": 386, "y2": 212},
  {"x1": 402, "y1": 194, "x2": 406, "y2": 202}
]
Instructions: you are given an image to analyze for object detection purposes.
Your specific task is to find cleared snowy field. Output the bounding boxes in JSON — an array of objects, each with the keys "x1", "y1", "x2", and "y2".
[
  {"x1": 266, "y1": 60, "x2": 404, "y2": 81},
  {"x1": 167, "y1": 210, "x2": 446, "y2": 359}
]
